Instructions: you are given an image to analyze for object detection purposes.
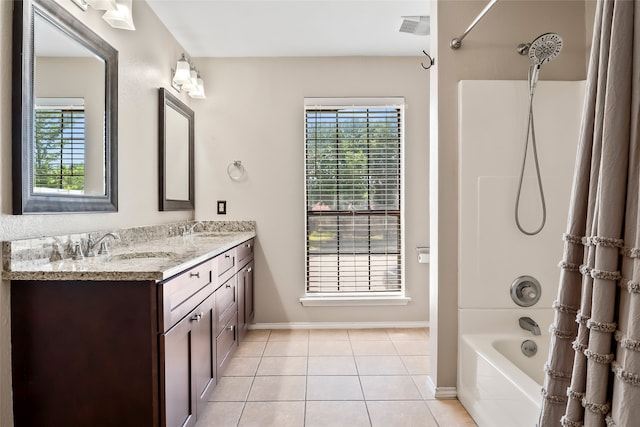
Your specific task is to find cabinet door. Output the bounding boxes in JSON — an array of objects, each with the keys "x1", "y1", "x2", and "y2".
[
  {"x1": 161, "y1": 314, "x2": 196, "y2": 427},
  {"x1": 191, "y1": 294, "x2": 216, "y2": 416}
]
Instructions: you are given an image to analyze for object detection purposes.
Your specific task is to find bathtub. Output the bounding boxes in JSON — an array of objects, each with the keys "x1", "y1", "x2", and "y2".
[{"x1": 458, "y1": 309, "x2": 553, "y2": 427}]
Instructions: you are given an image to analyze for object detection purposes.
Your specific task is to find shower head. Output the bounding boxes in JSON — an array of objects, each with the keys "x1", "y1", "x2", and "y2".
[{"x1": 528, "y1": 33, "x2": 563, "y2": 66}]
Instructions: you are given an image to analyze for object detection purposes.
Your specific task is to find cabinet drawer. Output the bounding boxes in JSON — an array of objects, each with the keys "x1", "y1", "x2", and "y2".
[
  {"x1": 216, "y1": 316, "x2": 237, "y2": 377},
  {"x1": 236, "y1": 239, "x2": 254, "y2": 269},
  {"x1": 216, "y1": 248, "x2": 236, "y2": 283},
  {"x1": 160, "y1": 260, "x2": 214, "y2": 332},
  {"x1": 215, "y1": 276, "x2": 236, "y2": 335}
]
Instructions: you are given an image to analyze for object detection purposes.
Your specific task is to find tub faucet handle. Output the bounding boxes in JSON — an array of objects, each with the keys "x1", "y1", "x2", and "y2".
[{"x1": 519, "y1": 316, "x2": 541, "y2": 336}]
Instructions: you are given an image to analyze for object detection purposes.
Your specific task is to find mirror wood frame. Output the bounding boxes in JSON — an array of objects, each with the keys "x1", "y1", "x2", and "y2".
[
  {"x1": 159, "y1": 88, "x2": 195, "y2": 211},
  {"x1": 12, "y1": 0, "x2": 118, "y2": 214}
]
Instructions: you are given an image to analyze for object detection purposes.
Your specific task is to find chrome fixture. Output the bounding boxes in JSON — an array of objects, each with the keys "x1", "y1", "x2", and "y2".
[
  {"x1": 450, "y1": 0, "x2": 498, "y2": 49},
  {"x1": 421, "y1": 50, "x2": 435, "y2": 70},
  {"x1": 399, "y1": 16, "x2": 430, "y2": 36},
  {"x1": 511, "y1": 275, "x2": 541, "y2": 307},
  {"x1": 519, "y1": 317, "x2": 541, "y2": 336},
  {"x1": 71, "y1": 0, "x2": 135, "y2": 31},
  {"x1": 172, "y1": 54, "x2": 206, "y2": 99},
  {"x1": 521, "y1": 339, "x2": 538, "y2": 357},
  {"x1": 227, "y1": 160, "x2": 246, "y2": 181},
  {"x1": 514, "y1": 33, "x2": 563, "y2": 235},
  {"x1": 86, "y1": 232, "x2": 120, "y2": 257},
  {"x1": 72, "y1": 242, "x2": 85, "y2": 260},
  {"x1": 183, "y1": 222, "x2": 205, "y2": 236}
]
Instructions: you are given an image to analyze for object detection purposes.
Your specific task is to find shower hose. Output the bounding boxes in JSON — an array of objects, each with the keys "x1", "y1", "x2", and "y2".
[{"x1": 514, "y1": 66, "x2": 546, "y2": 236}]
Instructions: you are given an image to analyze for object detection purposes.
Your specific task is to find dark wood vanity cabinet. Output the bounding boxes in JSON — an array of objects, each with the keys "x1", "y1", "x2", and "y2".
[{"x1": 10, "y1": 237, "x2": 255, "y2": 427}]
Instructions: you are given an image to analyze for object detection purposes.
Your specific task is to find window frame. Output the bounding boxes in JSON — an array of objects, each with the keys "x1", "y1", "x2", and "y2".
[{"x1": 302, "y1": 97, "x2": 407, "y2": 304}]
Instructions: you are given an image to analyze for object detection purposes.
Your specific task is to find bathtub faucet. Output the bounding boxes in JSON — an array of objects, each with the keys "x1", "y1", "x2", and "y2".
[{"x1": 519, "y1": 317, "x2": 541, "y2": 336}]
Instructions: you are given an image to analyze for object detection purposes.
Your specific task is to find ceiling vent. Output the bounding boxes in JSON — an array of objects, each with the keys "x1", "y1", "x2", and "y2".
[{"x1": 399, "y1": 16, "x2": 430, "y2": 36}]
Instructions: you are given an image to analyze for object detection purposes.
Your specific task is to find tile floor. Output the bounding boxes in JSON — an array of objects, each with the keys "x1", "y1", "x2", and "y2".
[{"x1": 196, "y1": 328, "x2": 477, "y2": 427}]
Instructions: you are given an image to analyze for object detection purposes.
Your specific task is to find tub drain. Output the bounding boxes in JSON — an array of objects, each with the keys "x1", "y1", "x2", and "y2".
[{"x1": 521, "y1": 340, "x2": 537, "y2": 357}]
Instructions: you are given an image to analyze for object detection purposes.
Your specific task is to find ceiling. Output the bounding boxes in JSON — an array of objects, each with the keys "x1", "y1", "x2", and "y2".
[{"x1": 145, "y1": 0, "x2": 430, "y2": 58}]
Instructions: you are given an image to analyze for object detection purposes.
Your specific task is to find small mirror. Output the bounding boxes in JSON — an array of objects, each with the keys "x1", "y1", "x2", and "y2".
[
  {"x1": 159, "y1": 88, "x2": 194, "y2": 211},
  {"x1": 13, "y1": 0, "x2": 118, "y2": 213}
]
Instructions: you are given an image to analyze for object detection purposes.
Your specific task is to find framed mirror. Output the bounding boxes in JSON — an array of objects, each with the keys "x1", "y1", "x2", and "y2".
[
  {"x1": 159, "y1": 88, "x2": 194, "y2": 211},
  {"x1": 12, "y1": 0, "x2": 118, "y2": 214}
]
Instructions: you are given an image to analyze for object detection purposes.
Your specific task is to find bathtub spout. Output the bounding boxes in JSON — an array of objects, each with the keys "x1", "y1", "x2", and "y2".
[{"x1": 519, "y1": 317, "x2": 541, "y2": 336}]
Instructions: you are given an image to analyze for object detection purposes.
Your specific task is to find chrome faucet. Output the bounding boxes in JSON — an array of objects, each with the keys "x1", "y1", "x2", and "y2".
[
  {"x1": 86, "y1": 233, "x2": 120, "y2": 257},
  {"x1": 519, "y1": 317, "x2": 541, "y2": 336},
  {"x1": 183, "y1": 221, "x2": 205, "y2": 236}
]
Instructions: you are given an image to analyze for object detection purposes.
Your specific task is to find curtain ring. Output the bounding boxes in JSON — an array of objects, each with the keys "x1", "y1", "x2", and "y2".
[{"x1": 227, "y1": 160, "x2": 246, "y2": 181}]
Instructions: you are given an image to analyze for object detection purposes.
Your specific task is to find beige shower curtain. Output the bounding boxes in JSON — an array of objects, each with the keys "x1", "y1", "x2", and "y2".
[{"x1": 539, "y1": 0, "x2": 640, "y2": 426}]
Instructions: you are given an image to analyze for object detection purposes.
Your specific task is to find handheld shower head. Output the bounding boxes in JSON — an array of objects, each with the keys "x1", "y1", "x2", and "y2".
[{"x1": 528, "y1": 33, "x2": 563, "y2": 66}]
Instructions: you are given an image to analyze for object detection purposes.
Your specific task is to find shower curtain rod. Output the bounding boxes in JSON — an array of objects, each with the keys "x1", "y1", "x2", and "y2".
[{"x1": 450, "y1": 0, "x2": 498, "y2": 49}]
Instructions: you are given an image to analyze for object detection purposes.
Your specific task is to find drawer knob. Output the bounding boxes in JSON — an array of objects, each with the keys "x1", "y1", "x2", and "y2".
[
  {"x1": 246, "y1": 243, "x2": 252, "y2": 249},
  {"x1": 190, "y1": 271, "x2": 200, "y2": 278},
  {"x1": 225, "y1": 254, "x2": 231, "y2": 259},
  {"x1": 190, "y1": 312, "x2": 203, "y2": 322},
  {"x1": 226, "y1": 282, "x2": 231, "y2": 288},
  {"x1": 247, "y1": 267, "x2": 252, "y2": 273}
]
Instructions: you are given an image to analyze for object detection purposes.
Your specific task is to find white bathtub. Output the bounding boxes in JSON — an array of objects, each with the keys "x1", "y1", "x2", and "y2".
[{"x1": 458, "y1": 309, "x2": 552, "y2": 427}]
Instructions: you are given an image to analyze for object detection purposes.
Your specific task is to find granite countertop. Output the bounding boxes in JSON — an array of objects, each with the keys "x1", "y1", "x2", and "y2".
[{"x1": 2, "y1": 221, "x2": 256, "y2": 282}]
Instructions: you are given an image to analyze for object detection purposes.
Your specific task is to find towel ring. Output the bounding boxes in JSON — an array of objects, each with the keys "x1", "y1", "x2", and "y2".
[{"x1": 227, "y1": 160, "x2": 246, "y2": 181}]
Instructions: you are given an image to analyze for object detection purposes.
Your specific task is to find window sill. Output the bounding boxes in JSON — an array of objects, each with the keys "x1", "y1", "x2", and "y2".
[{"x1": 299, "y1": 296, "x2": 411, "y2": 307}]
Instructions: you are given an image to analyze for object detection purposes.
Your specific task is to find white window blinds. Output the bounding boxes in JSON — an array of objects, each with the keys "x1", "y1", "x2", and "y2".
[
  {"x1": 34, "y1": 99, "x2": 86, "y2": 192},
  {"x1": 305, "y1": 99, "x2": 403, "y2": 294}
]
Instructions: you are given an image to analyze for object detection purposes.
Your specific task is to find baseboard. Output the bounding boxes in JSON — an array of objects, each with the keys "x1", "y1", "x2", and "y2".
[
  {"x1": 426, "y1": 375, "x2": 457, "y2": 399},
  {"x1": 249, "y1": 321, "x2": 429, "y2": 330}
]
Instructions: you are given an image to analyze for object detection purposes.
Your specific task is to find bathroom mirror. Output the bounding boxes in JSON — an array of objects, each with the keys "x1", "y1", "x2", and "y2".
[
  {"x1": 159, "y1": 88, "x2": 194, "y2": 211},
  {"x1": 12, "y1": 0, "x2": 118, "y2": 214}
]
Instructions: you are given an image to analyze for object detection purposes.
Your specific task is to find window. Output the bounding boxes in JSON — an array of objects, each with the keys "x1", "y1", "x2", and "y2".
[
  {"x1": 34, "y1": 98, "x2": 86, "y2": 193},
  {"x1": 304, "y1": 98, "x2": 404, "y2": 296}
]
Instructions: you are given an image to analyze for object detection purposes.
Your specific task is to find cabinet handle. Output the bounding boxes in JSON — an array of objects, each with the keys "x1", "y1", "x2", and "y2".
[
  {"x1": 246, "y1": 243, "x2": 252, "y2": 249},
  {"x1": 190, "y1": 312, "x2": 203, "y2": 322},
  {"x1": 225, "y1": 254, "x2": 230, "y2": 259},
  {"x1": 189, "y1": 271, "x2": 200, "y2": 278},
  {"x1": 226, "y1": 282, "x2": 231, "y2": 288},
  {"x1": 247, "y1": 267, "x2": 252, "y2": 273}
]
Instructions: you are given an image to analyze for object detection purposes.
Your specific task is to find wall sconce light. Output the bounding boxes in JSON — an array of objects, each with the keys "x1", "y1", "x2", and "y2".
[
  {"x1": 172, "y1": 54, "x2": 206, "y2": 99},
  {"x1": 71, "y1": 0, "x2": 136, "y2": 31}
]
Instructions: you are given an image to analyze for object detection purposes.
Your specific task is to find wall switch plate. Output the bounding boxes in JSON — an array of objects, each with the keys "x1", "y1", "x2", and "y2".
[{"x1": 217, "y1": 200, "x2": 227, "y2": 215}]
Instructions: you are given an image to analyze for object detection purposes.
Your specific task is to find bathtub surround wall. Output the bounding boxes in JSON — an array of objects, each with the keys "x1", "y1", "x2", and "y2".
[
  {"x1": 194, "y1": 57, "x2": 430, "y2": 326},
  {"x1": 430, "y1": 0, "x2": 590, "y2": 395},
  {"x1": 457, "y1": 80, "x2": 584, "y2": 426}
]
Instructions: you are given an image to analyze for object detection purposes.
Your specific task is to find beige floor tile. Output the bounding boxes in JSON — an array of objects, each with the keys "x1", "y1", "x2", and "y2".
[
  {"x1": 222, "y1": 357, "x2": 261, "y2": 377},
  {"x1": 355, "y1": 355, "x2": 408, "y2": 375},
  {"x1": 309, "y1": 329, "x2": 350, "y2": 341},
  {"x1": 427, "y1": 399, "x2": 478, "y2": 426},
  {"x1": 309, "y1": 340, "x2": 353, "y2": 356},
  {"x1": 247, "y1": 376, "x2": 306, "y2": 401},
  {"x1": 393, "y1": 340, "x2": 430, "y2": 356},
  {"x1": 401, "y1": 355, "x2": 430, "y2": 375},
  {"x1": 239, "y1": 401, "x2": 305, "y2": 427},
  {"x1": 348, "y1": 329, "x2": 390, "y2": 341},
  {"x1": 351, "y1": 340, "x2": 398, "y2": 356},
  {"x1": 306, "y1": 375, "x2": 364, "y2": 400},
  {"x1": 367, "y1": 400, "x2": 438, "y2": 427},
  {"x1": 243, "y1": 329, "x2": 271, "y2": 342},
  {"x1": 305, "y1": 401, "x2": 370, "y2": 427},
  {"x1": 196, "y1": 402, "x2": 245, "y2": 427},
  {"x1": 386, "y1": 327, "x2": 430, "y2": 341},
  {"x1": 412, "y1": 375, "x2": 436, "y2": 400},
  {"x1": 209, "y1": 376, "x2": 254, "y2": 402},
  {"x1": 263, "y1": 341, "x2": 308, "y2": 357},
  {"x1": 256, "y1": 357, "x2": 307, "y2": 376},
  {"x1": 235, "y1": 341, "x2": 267, "y2": 357},
  {"x1": 268, "y1": 329, "x2": 310, "y2": 342},
  {"x1": 360, "y1": 375, "x2": 422, "y2": 400},
  {"x1": 308, "y1": 356, "x2": 358, "y2": 375}
]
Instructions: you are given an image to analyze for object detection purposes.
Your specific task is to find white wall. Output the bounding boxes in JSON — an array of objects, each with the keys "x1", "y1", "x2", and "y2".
[
  {"x1": 458, "y1": 80, "x2": 584, "y2": 312},
  {"x1": 194, "y1": 57, "x2": 430, "y2": 324}
]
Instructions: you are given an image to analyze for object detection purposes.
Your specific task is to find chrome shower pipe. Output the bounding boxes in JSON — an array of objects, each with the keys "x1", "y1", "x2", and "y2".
[{"x1": 450, "y1": 0, "x2": 498, "y2": 49}]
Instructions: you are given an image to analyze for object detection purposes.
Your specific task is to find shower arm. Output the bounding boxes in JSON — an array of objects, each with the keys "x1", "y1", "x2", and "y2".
[{"x1": 450, "y1": 0, "x2": 498, "y2": 50}]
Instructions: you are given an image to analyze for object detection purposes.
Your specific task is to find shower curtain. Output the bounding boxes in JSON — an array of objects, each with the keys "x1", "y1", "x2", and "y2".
[{"x1": 539, "y1": 0, "x2": 640, "y2": 426}]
